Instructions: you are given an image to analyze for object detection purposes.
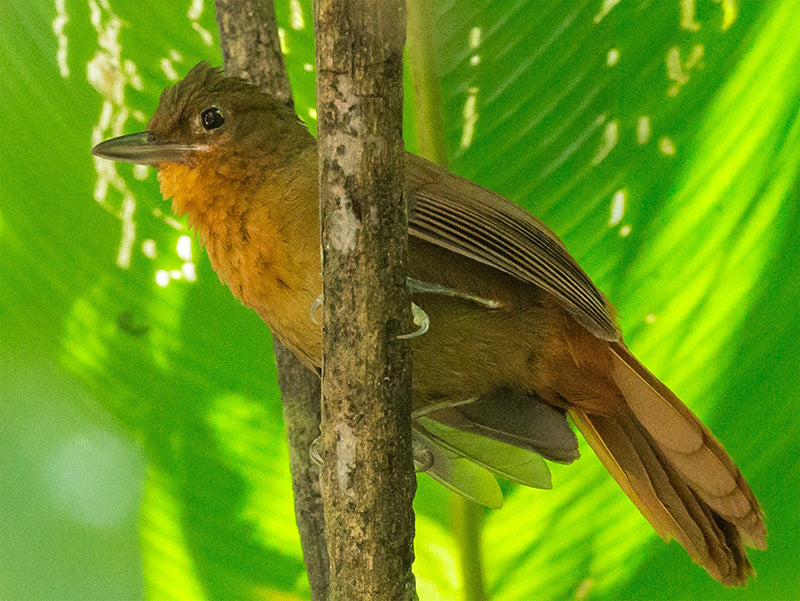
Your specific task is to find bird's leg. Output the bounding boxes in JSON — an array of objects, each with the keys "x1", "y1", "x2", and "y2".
[
  {"x1": 309, "y1": 436, "x2": 322, "y2": 465},
  {"x1": 412, "y1": 396, "x2": 478, "y2": 418},
  {"x1": 396, "y1": 277, "x2": 501, "y2": 339},
  {"x1": 398, "y1": 278, "x2": 502, "y2": 340},
  {"x1": 308, "y1": 434, "x2": 435, "y2": 473},
  {"x1": 412, "y1": 438, "x2": 435, "y2": 473},
  {"x1": 314, "y1": 277, "x2": 497, "y2": 337},
  {"x1": 406, "y1": 277, "x2": 502, "y2": 309}
]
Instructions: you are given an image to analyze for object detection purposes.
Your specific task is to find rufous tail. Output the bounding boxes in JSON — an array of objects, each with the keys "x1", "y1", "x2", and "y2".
[{"x1": 570, "y1": 341, "x2": 766, "y2": 586}]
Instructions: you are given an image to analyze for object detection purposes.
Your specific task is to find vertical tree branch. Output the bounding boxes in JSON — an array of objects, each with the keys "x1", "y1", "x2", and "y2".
[
  {"x1": 276, "y1": 352, "x2": 328, "y2": 601},
  {"x1": 212, "y1": 2, "x2": 329, "y2": 600},
  {"x1": 314, "y1": 1, "x2": 417, "y2": 600},
  {"x1": 407, "y1": 3, "x2": 487, "y2": 599},
  {"x1": 214, "y1": 0, "x2": 293, "y2": 106}
]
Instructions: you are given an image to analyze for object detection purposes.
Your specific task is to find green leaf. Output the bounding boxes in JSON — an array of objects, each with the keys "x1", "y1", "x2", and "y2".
[
  {"x1": 2, "y1": 1, "x2": 797, "y2": 600},
  {"x1": 430, "y1": 1, "x2": 799, "y2": 599},
  {"x1": 417, "y1": 417, "x2": 552, "y2": 490},
  {"x1": 414, "y1": 427, "x2": 505, "y2": 509}
]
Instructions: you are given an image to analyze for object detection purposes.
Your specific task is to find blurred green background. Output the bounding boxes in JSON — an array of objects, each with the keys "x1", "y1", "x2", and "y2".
[{"x1": 1, "y1": 1, "x2": 798, "y2": 600}]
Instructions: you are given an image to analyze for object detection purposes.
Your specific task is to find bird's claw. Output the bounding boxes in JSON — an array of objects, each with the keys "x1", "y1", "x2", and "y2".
[
  {"x1": 309, "y1": 436, "x2": 322, "y2": 466},
  {"x1": 397, "y1": 303, "x2": 430, "y2": 340},
  {"x1": 310, "y1": 294, "x2": 323, "y2": 325},
  {"x1": 413, "y1": 439, "x2": 435, "y2": 473}
]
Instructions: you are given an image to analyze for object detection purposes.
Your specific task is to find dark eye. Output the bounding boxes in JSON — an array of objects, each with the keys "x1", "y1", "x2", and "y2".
[{"x1": 201, "y1": 107, "x2": 224, "y2": 130}]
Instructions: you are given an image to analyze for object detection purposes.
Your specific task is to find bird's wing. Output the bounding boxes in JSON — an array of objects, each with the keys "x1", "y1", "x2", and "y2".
[{"x1": 406, "y1": 154, "x2": 620, "y2": 341}]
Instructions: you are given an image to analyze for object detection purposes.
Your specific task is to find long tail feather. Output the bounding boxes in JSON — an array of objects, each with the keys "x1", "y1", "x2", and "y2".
[{"x1": 571, "y1": 341, "x2": 765, "y2": 586}]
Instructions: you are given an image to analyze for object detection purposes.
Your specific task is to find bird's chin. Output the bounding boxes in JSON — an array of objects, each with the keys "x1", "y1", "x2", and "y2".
[{"x1": 156, "y1": 163, "x2": 190, "y2": 208}]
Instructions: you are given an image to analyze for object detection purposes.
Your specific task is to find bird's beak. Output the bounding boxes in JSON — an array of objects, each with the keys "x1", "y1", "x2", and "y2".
[{"x1": 91, "y1": 131, "x2": 201, "y2": 166}]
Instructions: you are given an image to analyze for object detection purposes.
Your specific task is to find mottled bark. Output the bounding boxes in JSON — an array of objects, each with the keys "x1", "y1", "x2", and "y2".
[
  {"x1": 213, "y1": 0, "x2": 293, "y2": 106},
  {"x1": 314, "y1": 1, "x2": 417, "y2": 600},
  {"x1": 276, "y1": 350, "x2": 328, "y2": 601},
  {"x1": 213, "y1": 2, "x2": 329, "y2": 600}
]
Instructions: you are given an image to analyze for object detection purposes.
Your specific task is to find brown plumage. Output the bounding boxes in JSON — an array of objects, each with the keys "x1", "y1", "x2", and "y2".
[{"x1": 92, "y1": 62, "x2": 766, "y2": 585}]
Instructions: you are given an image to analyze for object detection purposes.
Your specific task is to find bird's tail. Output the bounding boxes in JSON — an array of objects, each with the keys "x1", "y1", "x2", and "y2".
[{"x1": 570, "y1": 341, "x2": 766, "y2": 586}]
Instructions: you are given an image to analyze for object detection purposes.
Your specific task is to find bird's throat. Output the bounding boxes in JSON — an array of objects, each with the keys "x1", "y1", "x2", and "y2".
[{"x1": 156, "y1": 156, "x2": 324, "y2": 366}]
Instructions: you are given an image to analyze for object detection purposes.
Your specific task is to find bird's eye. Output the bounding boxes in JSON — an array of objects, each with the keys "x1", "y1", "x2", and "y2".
[{"x1": 201, "y1": 107, "x2": 225, "y2": 131}]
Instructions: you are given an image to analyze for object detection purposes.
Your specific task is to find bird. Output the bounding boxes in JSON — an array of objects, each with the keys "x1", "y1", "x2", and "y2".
[{"x1": 92, "y1": 61, "x2": 765, "y2": 585}]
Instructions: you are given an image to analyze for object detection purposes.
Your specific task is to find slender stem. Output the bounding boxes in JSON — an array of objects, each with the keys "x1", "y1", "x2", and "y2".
[
  {"x1": 407, "y1": 2, "x2": 488, "y2": 600},
  {"x1": 213, "y1": 2, "x2": 329, "y2": 599},
  {"x1": 213, "y1": 0, "x2": 293, "y2": 106},
  {"x1": 452, "y1": 497, "x2": 488, "y2": 601},
  {"x1": 406, "y1": 0, "x2": 447, "y2": 165},
  {"x1": 275, "y1": 342, "x2": 329, "y2": 601}
]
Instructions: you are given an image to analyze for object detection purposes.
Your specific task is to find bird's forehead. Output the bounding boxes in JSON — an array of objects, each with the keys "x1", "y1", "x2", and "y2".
[
  {"x1": 150, "y1": 85, "x2": 206, "y2": 129},
  {"x1": 147, "y1": 62, "x2": 253, "y2": 132}
]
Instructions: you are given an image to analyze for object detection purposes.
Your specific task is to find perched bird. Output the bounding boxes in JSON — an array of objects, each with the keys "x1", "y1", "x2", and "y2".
[{"x1": 92, "y1": 62, "x2": 765, "y2": 585}]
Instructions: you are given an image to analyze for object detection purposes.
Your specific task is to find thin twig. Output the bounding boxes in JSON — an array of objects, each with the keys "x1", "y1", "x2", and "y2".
[{"x1": 212, "y1": 2, "x2": 329, "y2": 599}]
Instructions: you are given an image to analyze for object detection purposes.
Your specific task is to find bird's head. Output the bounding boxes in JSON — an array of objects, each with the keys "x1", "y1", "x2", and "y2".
[{"x1": 92, "y1": 61, "x2": 312, "y2": 169}]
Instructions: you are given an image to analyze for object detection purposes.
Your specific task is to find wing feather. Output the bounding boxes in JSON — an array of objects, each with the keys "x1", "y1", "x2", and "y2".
[{"x1": 406, "y1": 154, "x2": 620, "y2": 341}]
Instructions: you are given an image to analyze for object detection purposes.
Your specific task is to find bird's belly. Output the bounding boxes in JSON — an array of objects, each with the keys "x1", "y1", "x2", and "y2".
[
  {"x1": 409, "y1": 291, "x2": 552, "y2": 409},
  {"x1": 407, "y1": 238, "x2": 555, "y2": 409},
  {"x1": 245, "y1": 235, "x2": 566, "y2": 412}
]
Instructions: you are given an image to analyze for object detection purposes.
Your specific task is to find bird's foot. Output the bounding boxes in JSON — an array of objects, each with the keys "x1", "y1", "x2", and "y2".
[
  {"x1": 397, "y1": 303, "x2": 430, "y2": 340},
  {"x1": 314, "y1": 276, "x2": 499, "y2": 331},
  {"x1": 413, "y1": 438, "x2": 435, "y2": 473},
  {"x1": 309, "y1": 436, "x2": 322, "y2": 466},
  {"x1": 312, "y1": 286, "x2": 430, "y2": 339}
]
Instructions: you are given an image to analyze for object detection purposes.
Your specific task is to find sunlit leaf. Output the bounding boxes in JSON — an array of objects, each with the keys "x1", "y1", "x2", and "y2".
[
  {"x1": 418, "y1": 417, "x2": 552, "y2": 490},
  {"x1": 432, "y1": 1, "x2": 799, "y2": 599},
  {"x1": 2, "y1": 1, "x2": 797, "y2": 600}
]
